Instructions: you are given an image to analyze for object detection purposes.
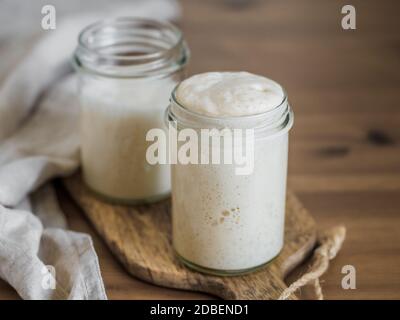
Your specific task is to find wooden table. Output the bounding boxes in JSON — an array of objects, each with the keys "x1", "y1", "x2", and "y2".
[{"x1": 1, "y1": 0, "x2": 399, "y2": 299}]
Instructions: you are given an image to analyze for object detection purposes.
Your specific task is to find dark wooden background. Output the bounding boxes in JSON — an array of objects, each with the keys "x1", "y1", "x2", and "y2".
[{"x1": 1, "y1": 0, "x2": 399, "y2": 299}]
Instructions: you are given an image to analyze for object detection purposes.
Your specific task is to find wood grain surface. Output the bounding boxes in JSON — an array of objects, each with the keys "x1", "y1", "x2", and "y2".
[
  {"x1": 62, "y1": 174, "x2": 316, "y2": 300},
  {"x1": 0, "y1": 0, "x2": 399, "y2": 299}
]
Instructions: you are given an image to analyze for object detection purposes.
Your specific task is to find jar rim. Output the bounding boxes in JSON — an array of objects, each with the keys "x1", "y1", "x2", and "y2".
[
  {"x1": 170, "y1": 82, "x2": 289, "y2": 120},
  {"x1": 73, "y1": 17, "x2": 189, "y2": 78},
  {"x1": 167, "y1": 81, "x2": 293, "y2": 138}
]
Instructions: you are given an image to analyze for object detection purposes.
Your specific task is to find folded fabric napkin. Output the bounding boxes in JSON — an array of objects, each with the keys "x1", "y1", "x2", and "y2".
[{"x1": 0, "y1": 0, "x2": 180, "y2": 300}]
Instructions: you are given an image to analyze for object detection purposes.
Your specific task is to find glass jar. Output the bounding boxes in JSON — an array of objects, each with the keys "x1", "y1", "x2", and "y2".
[
  {"x1": 73, "y1": 17, "x2": 189, "y2": 204},
  {"x1": 166, "y1": 84, "x2": 294, "y2": 275}
]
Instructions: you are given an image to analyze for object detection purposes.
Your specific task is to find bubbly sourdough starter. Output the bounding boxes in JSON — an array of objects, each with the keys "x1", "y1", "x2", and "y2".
[
  {"x1": 173, "y1": 72, "x2": 289, "y2": 271},
  {"x1": 176, "y1": 72, "x2": 284, "y2": 117},
  {"x1": 80, "y1": 77, "x2": 174, "y2": 202}
]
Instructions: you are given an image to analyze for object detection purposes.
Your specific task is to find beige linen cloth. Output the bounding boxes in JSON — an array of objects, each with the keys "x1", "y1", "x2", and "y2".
[{"x1": 0, "y1": 0, "x2": 180, "y2": 300}]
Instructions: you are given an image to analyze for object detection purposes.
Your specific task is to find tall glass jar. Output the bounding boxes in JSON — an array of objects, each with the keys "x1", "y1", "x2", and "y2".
[
  {"x1": 166, "y1": 83, "x2": 293, "y2": 275},
  {"x1": 73, "y1": 17, "x2": 189, "y2": 204}
]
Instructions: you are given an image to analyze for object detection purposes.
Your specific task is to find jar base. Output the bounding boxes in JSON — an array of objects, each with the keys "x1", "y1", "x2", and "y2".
[
  {"x1": 84, "y1": 181, "x2": 170, "y2": 205},
  {"x1": 175, "y1": 250, "x2": 282, "y2": 277}
]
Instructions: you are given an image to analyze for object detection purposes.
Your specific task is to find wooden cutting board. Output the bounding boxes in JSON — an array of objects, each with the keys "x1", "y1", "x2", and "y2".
[{"x1": 63, "y1": 173, "x2": 317, "y2": 300}]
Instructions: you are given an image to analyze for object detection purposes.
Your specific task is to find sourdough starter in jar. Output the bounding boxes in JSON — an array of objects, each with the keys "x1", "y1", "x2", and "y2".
[
  {"x1": 170, "y1": 72, "x2": 293, "y2": 274},
  {"x1": 74, "y1": 18, "x2": 189, "y2": 203},
  {"x1": 80, "y1": 77, "x2": 175, "y2": 202}
]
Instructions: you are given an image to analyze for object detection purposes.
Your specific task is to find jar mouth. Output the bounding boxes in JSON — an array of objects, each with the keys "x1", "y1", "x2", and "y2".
[
  {"x1": 73, "y1": 17, "x2": 189, "y2": 78},
  {"x1": 171, "y1": 84, "x2": 288, "y2": 121},
  {"x1": 167, "y1": 84, "x2": 293, "y2": 138}
]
